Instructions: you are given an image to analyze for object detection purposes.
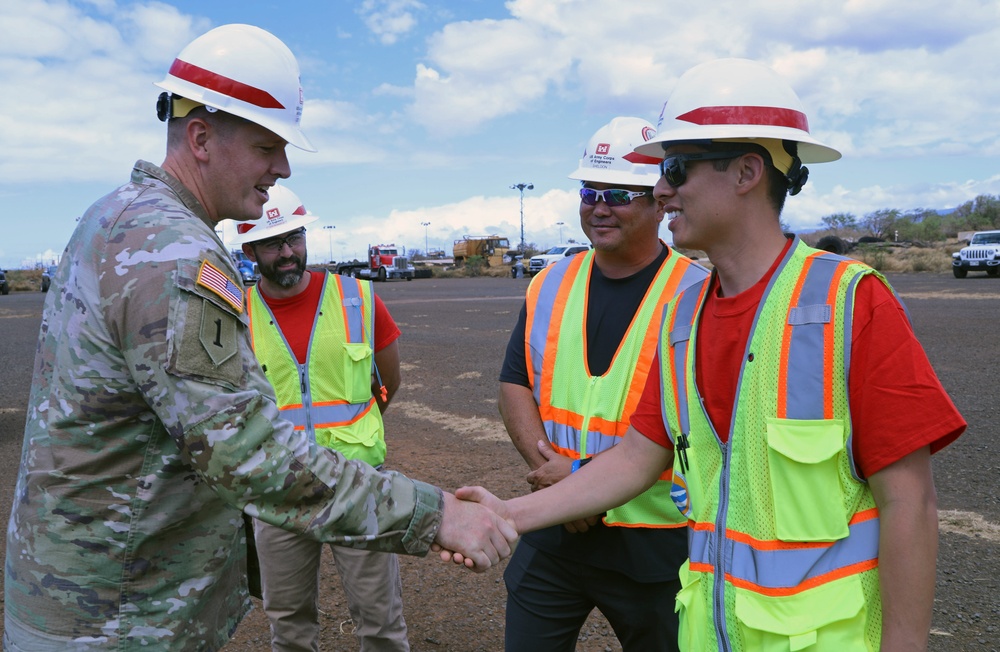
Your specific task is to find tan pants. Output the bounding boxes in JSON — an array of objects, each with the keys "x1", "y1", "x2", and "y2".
[{"x1": 254, "y1": 520, "x2": 410, "y2": 652}]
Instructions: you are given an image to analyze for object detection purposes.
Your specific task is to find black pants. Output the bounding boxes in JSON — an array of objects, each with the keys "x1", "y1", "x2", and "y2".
[{"x1": 504, "y1": 542, "x2": 681, "y2": 652}]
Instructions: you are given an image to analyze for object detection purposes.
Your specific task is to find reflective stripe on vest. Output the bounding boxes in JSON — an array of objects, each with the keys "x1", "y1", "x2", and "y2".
[
  {"x1": 247, "y1": 274, "x2": 385, "y2": 465},
  {"x1": 661, "y1": 237, "x2": 884, "y2": 650},
  {"x1": 524, "y1": 245, "x2": 709, "y2": 527}
]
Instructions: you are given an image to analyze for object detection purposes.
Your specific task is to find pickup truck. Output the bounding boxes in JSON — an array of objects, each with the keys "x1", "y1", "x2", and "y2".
[{"x1": 527, "y1": 243, "x2": 591, "y2": 277}]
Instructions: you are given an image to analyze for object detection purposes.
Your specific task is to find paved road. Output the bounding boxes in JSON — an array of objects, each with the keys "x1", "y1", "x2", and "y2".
[{"x1": 1, "y1": 273, "x2": 997, "y2": 650}]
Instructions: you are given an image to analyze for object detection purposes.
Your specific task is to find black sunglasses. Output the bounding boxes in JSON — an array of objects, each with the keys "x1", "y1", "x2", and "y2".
[{"x1": 658, "y1": 151, "x2": 747, "y2": 188}]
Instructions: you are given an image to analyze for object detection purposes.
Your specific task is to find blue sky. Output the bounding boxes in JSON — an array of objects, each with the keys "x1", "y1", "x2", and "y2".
[{"x1": 3, "y1": 0, "x2": 1000, "y2": 268}]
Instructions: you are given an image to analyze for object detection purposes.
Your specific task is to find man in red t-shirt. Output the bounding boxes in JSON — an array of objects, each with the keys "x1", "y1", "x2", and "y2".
[
  {"x1": 235, "y1": 185, "x2": 409, "y2": 652},
  {"x1": 456, "y1": 59, "x2": 965, "y2": 651}
]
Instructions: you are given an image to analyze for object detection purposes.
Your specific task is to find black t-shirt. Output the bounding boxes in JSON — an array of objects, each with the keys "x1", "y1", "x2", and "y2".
[{"x1": 499, "y1": 244, "x2": 687, "y2": 582}]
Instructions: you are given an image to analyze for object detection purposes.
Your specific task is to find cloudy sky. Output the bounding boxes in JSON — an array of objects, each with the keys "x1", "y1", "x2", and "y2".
[{"x1": 2, "y1": 0, "x2": 999, "y2": 268}]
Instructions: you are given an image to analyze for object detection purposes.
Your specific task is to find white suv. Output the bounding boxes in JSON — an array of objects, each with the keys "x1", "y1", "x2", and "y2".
[
  {"x1": 952, "y1": 230, "x2": 1000, "y2": 278},
  {"x1": 528, "y1": 244, "x2": 591, "y2": 277}
]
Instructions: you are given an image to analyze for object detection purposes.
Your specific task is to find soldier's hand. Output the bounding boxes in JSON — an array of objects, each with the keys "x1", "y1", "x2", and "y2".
[
  {"x1": 526, "y1": 439, "x2": 572, "y2": 491},
  {"x1": 433, "y1": 490, "x2": 517, "y2": 572}
]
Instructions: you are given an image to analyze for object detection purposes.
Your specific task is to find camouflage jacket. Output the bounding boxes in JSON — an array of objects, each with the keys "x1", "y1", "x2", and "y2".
[{"x1": 4, "y1": 161, "x2": 443, "y2": 650}]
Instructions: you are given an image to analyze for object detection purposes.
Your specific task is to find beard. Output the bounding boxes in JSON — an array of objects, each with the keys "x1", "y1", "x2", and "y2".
[{"x1": 259, "y1": 254, "x2": 306, "y2": 289}]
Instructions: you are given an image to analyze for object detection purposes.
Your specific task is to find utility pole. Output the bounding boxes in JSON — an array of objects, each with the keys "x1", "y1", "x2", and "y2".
[
  {"x1": 421, "y1": 221, "x2": 431, "y2": 256},
  {"x1": 510, "y1": 182, "x2": 534, "y2": 253}
]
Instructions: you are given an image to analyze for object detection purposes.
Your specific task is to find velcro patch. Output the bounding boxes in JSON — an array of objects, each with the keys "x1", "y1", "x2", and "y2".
[
  {"x1": 197, "y1": 260, "x2": 244, "y2": 313},
  {"x1": 200, "y1": 300, "x2": 239, "y2": 367}
]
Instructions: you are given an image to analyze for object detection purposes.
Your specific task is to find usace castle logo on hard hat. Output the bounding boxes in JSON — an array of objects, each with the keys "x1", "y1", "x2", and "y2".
[
  {"x1": 596, "y1": 143, "x2": 611, "y2": 155},
  {"x1": 266, "y1": 208, "x2": 281, "y2": 219}
]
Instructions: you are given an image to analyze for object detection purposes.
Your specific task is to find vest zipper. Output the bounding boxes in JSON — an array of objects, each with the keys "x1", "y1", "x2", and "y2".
[
  {"x1": 578, "y1": 376, "x2": 599, "y2": 458},
  {"x1": 299, "y1": 363, "x2": 313, "y2": 436}
]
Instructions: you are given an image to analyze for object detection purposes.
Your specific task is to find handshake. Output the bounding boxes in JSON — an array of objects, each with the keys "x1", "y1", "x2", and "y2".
[{"x1": 433, "y1": 486, "x2": 518, "y2": 572}]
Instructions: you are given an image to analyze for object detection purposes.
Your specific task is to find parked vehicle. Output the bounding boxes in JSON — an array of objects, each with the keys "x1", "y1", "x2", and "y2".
[
  {"x1": 452, "y1": 235, "x2": 511, "y2": 267},
  {"x1": 0, "y1": 270, "x2": 8, "y2": 296},
  {"x1": 527, "y1": 243, "x2": 591, "y2": 276},
  {"x1": 41, "y1": 265, "x2": 57, "y2": 292},
  {"x1": 952, "y1": 230, "x2": 1000, "y2": 278},
  {"x1": 231, "y1": 250, "x2": 259, "y2": 284},
  {"x1": 336, "y1": 244, "x2": 415, "y2": 281}
]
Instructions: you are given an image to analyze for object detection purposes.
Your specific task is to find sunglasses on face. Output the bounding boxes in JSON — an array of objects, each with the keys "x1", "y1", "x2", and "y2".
[
  {"x1": 658, "y1": 151, "x2": 746, "y2": 188},
  {"x1": 579, "y1": 187, "x2": 650, "y2": 207},
  {"x1": 256, "y1": 229, "x2": 306, "y2": 254}
]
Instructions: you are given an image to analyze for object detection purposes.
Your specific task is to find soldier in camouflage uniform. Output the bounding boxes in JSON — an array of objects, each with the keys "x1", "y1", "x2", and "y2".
[{"x1": 3, "y1": 24, "x2": 515, "y2": 652}]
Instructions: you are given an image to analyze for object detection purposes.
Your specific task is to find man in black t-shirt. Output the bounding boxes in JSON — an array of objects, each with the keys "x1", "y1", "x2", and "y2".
[{"x1": 498, "y1": 117, "x2": 709, "y2": 652}]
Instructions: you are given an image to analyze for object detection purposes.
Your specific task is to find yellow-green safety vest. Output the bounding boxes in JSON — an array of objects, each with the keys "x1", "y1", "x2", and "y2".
[
  {"x1": 660, "y1": 237, "x2": 887, "y2": 651},
  {"x1": 525, "y1": 245, "x2": 708, "y2": 527},
  {"x1": 247, "y1": 273, "x2": 386, "y2": 467}
]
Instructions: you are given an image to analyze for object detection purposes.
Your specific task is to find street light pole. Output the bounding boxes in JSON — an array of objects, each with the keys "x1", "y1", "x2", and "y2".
[
  {"x1": 323, "y1": 225, "x2": 336, "y2": 263},
  {"x1": 510, "y1": 182, "x2": 534, "y2": 253},
  {"x1": 421, "y1": 221, "x2": 431, "y2": 256},
  {"x1": 556, "y1": 221, "x2": 565, "y2": 243}
]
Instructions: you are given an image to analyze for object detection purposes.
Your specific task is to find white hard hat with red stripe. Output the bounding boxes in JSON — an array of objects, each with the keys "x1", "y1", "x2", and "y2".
[
  {"x1": 155, "y1": 24, "x2": 315, "y2": 152},
  {"x1": 569, "y1": 116, "x2": 662, "y2": 186},
  {"x1": 634, "y1": 58, "x2": 840, "y2": 165},
  {"x1": 231, "y1": 184, "x2": 318, "y2": 245}
]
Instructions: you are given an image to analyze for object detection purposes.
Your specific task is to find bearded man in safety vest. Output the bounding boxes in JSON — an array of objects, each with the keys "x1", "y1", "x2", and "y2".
[
  {"x1": 497, "y1": 116, "x2": 709, "y2": 651},
  {"x1": 462, "y1": 59, "x2": 966, "y2": 651},
  {"x1": 233, "y1": 184, "x2": 410, "y2": 651}
]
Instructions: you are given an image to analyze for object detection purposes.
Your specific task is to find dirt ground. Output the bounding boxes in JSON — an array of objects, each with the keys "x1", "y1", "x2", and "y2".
[{"x1": 1, "y1": 272, "x2": 998, "y2": 651}]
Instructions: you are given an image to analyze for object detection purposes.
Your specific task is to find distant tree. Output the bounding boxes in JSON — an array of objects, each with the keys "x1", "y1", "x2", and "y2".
[
  {"x1": 948, "y1": 194, "x2": 1000, "y2": 232},
  {"x1": 861, "y1": 208, "x2": 901, "y2": 240},
  {"x1": 895, "y1": 209, "x2": 946, "y2": 242},
  {"x1": 820, "y1": 212, "x2": 858, "y2": 232},
  {"x1": 971, "y1": 194, "x2": 1000, "y2": 229}
]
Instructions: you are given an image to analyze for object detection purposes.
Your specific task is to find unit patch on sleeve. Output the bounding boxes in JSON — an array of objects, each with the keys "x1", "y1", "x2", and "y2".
[{"x1": 196, "y1": 260, "x2": 245, "y2": 313}]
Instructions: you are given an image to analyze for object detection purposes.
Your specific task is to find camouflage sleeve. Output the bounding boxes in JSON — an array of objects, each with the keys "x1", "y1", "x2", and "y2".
[{"x1": 107, "y1": 241, "x2": 442, "y2": 555}]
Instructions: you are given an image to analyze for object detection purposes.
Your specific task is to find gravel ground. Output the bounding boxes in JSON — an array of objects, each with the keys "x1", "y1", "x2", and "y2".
[{"x1": 1, "y1": 272, "x2": 997, "y2": 651}]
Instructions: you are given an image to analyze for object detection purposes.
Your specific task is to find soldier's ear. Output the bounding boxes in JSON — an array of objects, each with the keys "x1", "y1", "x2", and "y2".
[{"x1": 187, "y1": 118, "x2": 211, "y2": 163}]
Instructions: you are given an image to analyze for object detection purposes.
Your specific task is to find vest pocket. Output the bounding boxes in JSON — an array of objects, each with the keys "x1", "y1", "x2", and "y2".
[
  {"x1": 675, "y1": 560, "x2": 711, "y2": 652},
  {"x1": 734, "y1": 575, "x2": 870, "y2": 651},
  {"x1": 765, "y1": 418, "x2": 848, "y2": 542},
  {"x1": 342, "y1": 342, "x2": 374, "y2": 403}
]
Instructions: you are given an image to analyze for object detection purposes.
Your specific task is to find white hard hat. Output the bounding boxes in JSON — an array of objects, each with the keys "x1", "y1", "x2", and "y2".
[
  {"x1": 155, "y1": 24, "x2": 315, "y2": 152},
  {"x1": 569, "y1": 116, "x2": 662, "y2": 187},
  {"x1": 231, "y1": 184, "x2": 319, "y2": 245},
  {"x1": 635, "y1": 58, "x2": 840, "y2": 165}
]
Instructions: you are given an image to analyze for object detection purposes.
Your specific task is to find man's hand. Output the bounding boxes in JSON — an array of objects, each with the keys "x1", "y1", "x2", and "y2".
[
  {"x1": 525, "y1": 439, "x2": 572, "y2": 491},
  {"x1": 433, "y1": 490, "x2": 518, "y2": 572},
  {"x1": 527, "y1": 440, "x2": 601, "y2": 533}
]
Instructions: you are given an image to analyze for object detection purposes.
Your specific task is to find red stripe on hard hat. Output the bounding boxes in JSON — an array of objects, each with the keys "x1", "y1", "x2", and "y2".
[
  {"x1": 293, "y1": 205, "x2": 307, "y2": 215},
  {"x1": 237, "y1": 223, "x2": 256, "y2": 234},
  {"x1": 169, "y1": 59, "x2": 285, "y2": 109},
  {"x1": 677, "y1": 106, "x2": 809, "y2": 131},
  {"x1": 623, "y1": 151, "x2": 663, "y2": 165}
]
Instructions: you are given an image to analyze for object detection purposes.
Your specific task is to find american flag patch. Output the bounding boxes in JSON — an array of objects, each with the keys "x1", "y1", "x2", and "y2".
[{"x1": 197, "y1": 260, "x2": 244, "y2": 313}]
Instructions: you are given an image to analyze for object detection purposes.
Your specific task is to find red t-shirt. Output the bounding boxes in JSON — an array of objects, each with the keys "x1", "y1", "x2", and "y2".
[
  {"x1": 256, "y1": 270, "x2": 400, "y2": 364},
  {"x1": 630, "y1": 247, "x2": 965, "y2": 478}
]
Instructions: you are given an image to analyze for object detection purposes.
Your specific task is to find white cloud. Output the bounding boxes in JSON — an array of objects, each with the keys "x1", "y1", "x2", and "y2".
[
  {"x1": 410, "y1": 18, "x2": 573, "y2": 134},
  {"x1": 358, "y1": 0, "x2": 425, "y2": 45}
]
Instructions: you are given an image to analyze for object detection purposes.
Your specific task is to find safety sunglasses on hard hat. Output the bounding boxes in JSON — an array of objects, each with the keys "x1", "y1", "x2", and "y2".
[
  {"x1": 579, "y1": 187, "x2": 650, "y2": 207},
  {"x1": 658, "y1": 151, "x2": 747, "y2": 188},
  {"x1": 255, "y1": 228, "x2": 306, "y2": 254}
]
